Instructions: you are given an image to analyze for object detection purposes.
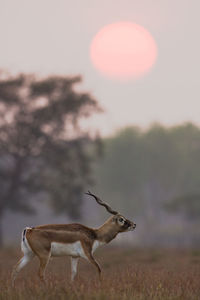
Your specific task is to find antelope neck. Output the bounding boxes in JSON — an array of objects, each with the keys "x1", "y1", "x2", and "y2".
[{"x1": 95, "y1": 221, "x2": 118, "y2": 244}]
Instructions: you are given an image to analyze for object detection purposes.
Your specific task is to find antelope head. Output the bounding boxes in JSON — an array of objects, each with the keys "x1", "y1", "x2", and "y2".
[{"x1": 85, "y1": 191, "x2": 136, "y2": 233}]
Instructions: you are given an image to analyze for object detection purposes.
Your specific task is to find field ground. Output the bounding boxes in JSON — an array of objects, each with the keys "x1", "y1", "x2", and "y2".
[{"x1": 0, "y1": 247, "x2": 200, "y2": 300}]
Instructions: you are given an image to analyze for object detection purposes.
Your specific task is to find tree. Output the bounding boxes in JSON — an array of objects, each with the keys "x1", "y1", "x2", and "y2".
[{"x1": 0, "y1": 73, "x2": 100, "y2": 246}]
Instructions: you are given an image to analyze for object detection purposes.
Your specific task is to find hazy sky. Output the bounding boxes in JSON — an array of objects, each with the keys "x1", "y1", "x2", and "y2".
[{"x1": 0, "y1": 0, "x2": 199, "y2": 135}]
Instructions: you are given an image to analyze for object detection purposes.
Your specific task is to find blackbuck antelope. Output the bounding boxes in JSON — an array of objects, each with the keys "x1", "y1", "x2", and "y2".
[{"x1": 12, "y1": 191, "x2": 136, "y2": 285}]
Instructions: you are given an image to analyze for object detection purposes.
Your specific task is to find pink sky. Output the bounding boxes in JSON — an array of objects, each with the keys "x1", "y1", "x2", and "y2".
[{"x1": 0, "y1": 0, "x2": 200, "y2": 135}]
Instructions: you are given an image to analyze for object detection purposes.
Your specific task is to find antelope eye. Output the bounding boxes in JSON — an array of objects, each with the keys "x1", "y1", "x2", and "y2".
[{"x1": 119, "y1": 218, "x2": 124, "y2": 223}]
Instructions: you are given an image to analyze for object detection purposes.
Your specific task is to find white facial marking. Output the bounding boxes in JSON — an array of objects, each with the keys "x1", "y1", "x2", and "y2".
[{"x1": 118, "y1": 217, "x2": 125, "y2": 225}]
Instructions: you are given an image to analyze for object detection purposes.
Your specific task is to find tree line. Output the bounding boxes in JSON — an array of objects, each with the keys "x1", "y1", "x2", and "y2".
[{"x1": 94, "y1": 124, "x2": 200, "y2": 227}]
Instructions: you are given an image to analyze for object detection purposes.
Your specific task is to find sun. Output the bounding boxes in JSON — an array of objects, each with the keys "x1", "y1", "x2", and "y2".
[{"x1": 90, "y1": 22, "x2": 157, "y2": 81}]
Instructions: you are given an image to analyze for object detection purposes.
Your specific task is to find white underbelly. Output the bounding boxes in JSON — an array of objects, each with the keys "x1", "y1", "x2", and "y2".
[{"x1": 50, "y1": 241, "x2": 87, "y2": 258}]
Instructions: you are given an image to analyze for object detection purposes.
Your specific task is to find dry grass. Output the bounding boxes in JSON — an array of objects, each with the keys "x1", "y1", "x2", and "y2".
[{"x1": 0, "y1": 247, "x2": 200, "y2": 300}]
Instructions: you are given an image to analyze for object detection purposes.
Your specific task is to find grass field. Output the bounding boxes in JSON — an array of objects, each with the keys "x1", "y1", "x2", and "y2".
[{"x1": 0, "y1": 247, "x2": 200, "y2": 300}]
